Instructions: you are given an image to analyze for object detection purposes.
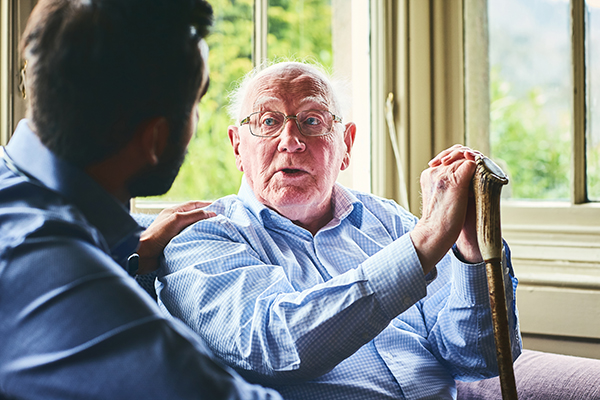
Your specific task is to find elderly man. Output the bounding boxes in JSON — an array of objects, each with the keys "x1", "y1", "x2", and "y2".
[
  {"x1": 158, "y1": 62, "x2": 521, "y2": 400},
  {"x1": 0, "y1": 0, "x2": 282, "y2": 398}
]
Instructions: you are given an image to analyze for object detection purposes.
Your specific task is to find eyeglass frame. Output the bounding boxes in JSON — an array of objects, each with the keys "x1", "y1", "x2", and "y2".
[{"x1": 240, "y1": 109, "x2": 343, "y2": 138}]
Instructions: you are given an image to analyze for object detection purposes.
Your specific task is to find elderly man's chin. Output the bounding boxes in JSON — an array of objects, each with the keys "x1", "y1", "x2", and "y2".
[{"x1": 261, "y1": 184, "x2": 329, "y2": 217}]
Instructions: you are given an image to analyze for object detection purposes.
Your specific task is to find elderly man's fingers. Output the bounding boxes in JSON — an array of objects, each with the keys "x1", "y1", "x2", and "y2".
[
  {"x1": 428, "y1": 144, "x2": 464, "y2": 167},
  {"x1": 414, "y1": 157, "x2": 478, "y2": 272},
  {"x1": 428, "y1": 145, "x2": 482, "y2": 167}
]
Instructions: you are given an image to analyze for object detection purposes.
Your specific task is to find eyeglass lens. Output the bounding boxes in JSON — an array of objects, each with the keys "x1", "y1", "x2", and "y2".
[{"x1": 250, "y1": 110, "x2": 333, "y2": 137}]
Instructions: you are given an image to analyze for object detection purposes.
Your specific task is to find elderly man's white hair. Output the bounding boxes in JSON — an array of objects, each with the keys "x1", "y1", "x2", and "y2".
[{"x1": 227, "y1": 60, "x2": 350, "y2": 123}]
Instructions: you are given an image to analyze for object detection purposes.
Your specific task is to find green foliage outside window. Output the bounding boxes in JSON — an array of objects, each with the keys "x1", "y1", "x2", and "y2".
[
  {"x1": 490, "y1": 68, "x2": 571, "y2": 200},
  {"x1": 589, "y1": 148, "x2": 600, "y2": 200},
  {"x1": 588, "y1": 128, "x2": 600, "y2": 200},
  {"x1": 267, "y1": 0, "x2": 333, "y2": 66},
  {"x1": 143, "y1": 0, "x2": 332, "y2": 202}
]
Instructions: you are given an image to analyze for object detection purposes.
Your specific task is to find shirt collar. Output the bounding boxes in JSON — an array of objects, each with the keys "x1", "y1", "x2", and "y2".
[
  {"x1": 5, "y1": 120, "x2": 142, "y2": 263},
  {"x1": 331, "y1": 183, "x2": 363, "y2": 229},
  {"x1": 238, "y1": 176, "x2": 272, "y2": 226},
  {"x1": 238, "y1": 176, "x2": 364, "y2": 230}
]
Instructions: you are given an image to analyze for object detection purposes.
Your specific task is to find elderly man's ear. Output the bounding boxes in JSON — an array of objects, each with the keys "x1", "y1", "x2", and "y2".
[
  {"x1": 228, "y1": 125, "x2": 244, "y2": 172},
  {"x1": 341, "y1": 122, "x2": 357, "y2": 171}
]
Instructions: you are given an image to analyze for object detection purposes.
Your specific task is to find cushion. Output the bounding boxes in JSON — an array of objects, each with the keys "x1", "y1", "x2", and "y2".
[{"x1": 456, "y1": 349, "x2": 600, "y2": 400}]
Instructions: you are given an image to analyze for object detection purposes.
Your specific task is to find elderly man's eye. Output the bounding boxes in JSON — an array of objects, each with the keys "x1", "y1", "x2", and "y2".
[
  {"x1": 262, "y1": 117, "x2": 276, "y2": 126},
  {"x1": 305, "y1": 117, "x2": 322, "y2": 126},
  {"x1": 259, "y1": 112, "x2": 283, "y2": 128}
]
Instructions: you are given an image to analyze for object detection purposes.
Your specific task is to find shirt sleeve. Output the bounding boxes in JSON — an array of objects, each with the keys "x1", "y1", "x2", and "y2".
[
  {"x1": 0, "y1": 236, "x2": 281, "y2": 400},
  {"x1": 159, "y1": 216, "x2": 428, "y2": 384},
  {"x1": 405, "y1": 241, "x2": 522, "y2": 381},
  {"x1": 360, "y1": 195, "x2": 522, "y2": 381}
]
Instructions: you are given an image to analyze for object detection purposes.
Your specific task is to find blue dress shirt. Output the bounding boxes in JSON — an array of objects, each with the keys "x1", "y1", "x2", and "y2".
[
  {"x1": 0, "y1": 120, "x2": 281, "y2": 400},
  {"x1": 159, "y1": 177, "x2": 522, "y2": 400}
]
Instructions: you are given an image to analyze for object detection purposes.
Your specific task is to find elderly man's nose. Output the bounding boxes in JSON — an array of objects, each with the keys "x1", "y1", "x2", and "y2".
[{"x1": 277, "y1": 120, "x2": 305, "y2": 152}]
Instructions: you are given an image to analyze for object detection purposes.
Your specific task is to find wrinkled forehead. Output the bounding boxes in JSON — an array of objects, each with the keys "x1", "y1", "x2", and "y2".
[{"x1": 243, "y1": 65, "x2": 335, "y2": 114}]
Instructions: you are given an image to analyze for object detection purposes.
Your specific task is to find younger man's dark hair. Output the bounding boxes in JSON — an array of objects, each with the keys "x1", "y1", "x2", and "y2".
[{"x1": 20, "y1": 0, "x2": 213, "y2": 167}]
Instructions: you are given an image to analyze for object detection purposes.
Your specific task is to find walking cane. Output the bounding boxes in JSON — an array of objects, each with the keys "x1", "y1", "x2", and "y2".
[{"x1": 472, "y1": 155, "x2": 518, "y2": 400}]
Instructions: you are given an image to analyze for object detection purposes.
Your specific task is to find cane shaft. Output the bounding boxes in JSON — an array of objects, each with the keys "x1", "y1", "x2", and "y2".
[{"x1": 486, "y1": 258, "x2": 518, "y2": 400}]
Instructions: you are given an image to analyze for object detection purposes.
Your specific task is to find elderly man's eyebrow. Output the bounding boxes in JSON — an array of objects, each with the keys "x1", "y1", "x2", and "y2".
[
  {"x1": 252, "y1": 96, "x2": 280, "y2": 110},
  {"x1": 251, "y1": 95, "x2": 329, "y2": 112},
  {"x1": 299, "y1": 96, "x2": 329, "y2": 107}
]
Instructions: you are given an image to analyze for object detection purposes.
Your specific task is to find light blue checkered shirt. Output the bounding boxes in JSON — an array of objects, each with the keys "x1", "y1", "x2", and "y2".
[{"x1": 159, "y1": 178, "x2": 521, "y2": 400}]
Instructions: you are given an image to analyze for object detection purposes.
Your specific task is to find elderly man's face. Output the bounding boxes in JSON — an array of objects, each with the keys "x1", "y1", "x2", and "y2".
[{"x1": 228, "y1": 65, "x2": 355, "y2": 223}]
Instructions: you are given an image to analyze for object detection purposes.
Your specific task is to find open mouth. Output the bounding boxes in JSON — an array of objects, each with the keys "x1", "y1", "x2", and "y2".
[{"x1": 279, "y1": 168, "x2": 306, "y2": 176}]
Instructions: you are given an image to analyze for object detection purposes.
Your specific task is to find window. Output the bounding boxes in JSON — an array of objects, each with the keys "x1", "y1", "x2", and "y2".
[
  {"x1": 489, "y1": 0, "x2": 571, "y2": 201},
  {"x1": 2, "y1": 0, "x2": 372, "y2": 210},
  {"x1": 483, "y1": 0, "x2": 600, "y2": 358},
  {"x1": 0, "y1": 0, "x2": 34, "y2": 145},
  {"x1": 137, "y1": 0, "x2": 371, "y2": 206},
  {"x1": 382, "y1": 0, "x2": 600, "y2": 358},
  {"x1": 587, "y1": 0, "x2": 600, "y2": 199}
]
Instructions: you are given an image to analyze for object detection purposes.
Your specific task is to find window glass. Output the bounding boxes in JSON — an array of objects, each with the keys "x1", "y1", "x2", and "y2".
[
  {"x1": 587, "y1": 0, "x2": 600, "y2": 200},
  {"x1": 489, "y1": 0, "x2": 571, "y2": 200},
  {"x1": 142, "y1": 0, "x2": 334, "y2": 202},
  {"x1": 143, "y1": 0, "x2": 253, "y2": 202},
  {"x1": 267, "y1": 0, "x2": 333, "y2": 68}
]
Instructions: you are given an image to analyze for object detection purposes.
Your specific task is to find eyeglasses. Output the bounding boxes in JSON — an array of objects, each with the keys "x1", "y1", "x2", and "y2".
[{"x1": 240, "y1": 109, "x2": 342, "y2": 138}]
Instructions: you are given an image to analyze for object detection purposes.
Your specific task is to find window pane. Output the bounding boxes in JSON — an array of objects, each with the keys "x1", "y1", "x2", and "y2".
[
  {"x1": 143, "y1": 0, "x2": 252, "y2": 202},
  {"x1": 587, "y1": 0, "x2": 600, "y2": 200},
  {"x1": 267, "y1": 0, "x2": 333, "y2": 69},
  {"x1": 489, "y1": 0, "x2": 571, "y2": 200}
]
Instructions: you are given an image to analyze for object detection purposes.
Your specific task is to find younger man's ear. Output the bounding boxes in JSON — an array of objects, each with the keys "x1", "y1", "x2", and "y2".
[{"x1": 139, "y1": 117, "x2": 169, "y2": 165}]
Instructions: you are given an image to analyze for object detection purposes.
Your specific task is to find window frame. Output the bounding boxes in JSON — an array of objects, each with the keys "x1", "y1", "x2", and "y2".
[
  {"x1": 494, "y1": 0, "x2": 600, "y2": 356},
  {"x1": 387, "y1": 0, "x2": 600, "y2": 358},
  {"x1": 136, "y1": 0, "x2": 373, "y2": 212},
  {"x1": 0, "y1": 0, "x2": 34, "y2": 146}
]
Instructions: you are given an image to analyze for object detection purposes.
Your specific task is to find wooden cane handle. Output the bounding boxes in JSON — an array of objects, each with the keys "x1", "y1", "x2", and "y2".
[{"x1": 473, "y1": 156, "x2": 508, "y2": 261}]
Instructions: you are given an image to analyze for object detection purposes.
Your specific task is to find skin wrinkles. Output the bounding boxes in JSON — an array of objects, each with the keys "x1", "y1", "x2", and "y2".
[{"x1": 228, "y1": 64, "x2": 356, "y2": 235}]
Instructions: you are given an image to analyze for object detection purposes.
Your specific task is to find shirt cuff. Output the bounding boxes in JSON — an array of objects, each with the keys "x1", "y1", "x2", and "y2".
[
  {"x1": 360, "y1": 233, "x2": 428, "y2": 320},
  {"x1": 450, "y1": 250, "x2": 489, "y2": 306},
  {"x1": 451, "y1": 243, "x2": 484, "y2": 265}
]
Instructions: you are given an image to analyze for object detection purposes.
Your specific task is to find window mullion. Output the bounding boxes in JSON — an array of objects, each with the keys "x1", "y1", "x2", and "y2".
[
  {"x1": 464, "y1": 0, "x2": 490, "y2": 157},
  {"x1": 0, "y1": 0, "x2": 34, "y2": 146},
  {"x1": 572, "y1": 0, "x2": 587, "y2": 204},
  {"x1": 0, "y1": 0, "x2": 12, "y2": 145},
  {"x1": 253, "y1": 0, "x2": 268, "y2": 67}
]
